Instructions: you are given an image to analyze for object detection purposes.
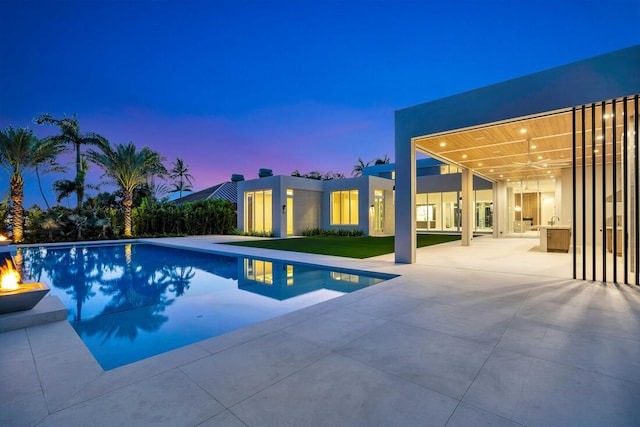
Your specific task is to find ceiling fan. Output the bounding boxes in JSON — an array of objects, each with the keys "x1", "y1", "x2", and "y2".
[{"x1": 512, "y1": 137, "x2": 570, "y2": 170}]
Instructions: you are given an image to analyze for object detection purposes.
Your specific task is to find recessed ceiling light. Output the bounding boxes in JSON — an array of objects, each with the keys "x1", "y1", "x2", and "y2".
[
  {"x1": 478, "y1": 163, "x2": 482, "y2": 166},
  {"x1": 520, "y1": 128, "x2": 527, "y2": 134},
  {"x1": 550, "y1": 176, "x2": 555, "y2": 179},
  {"x1": 439, "y1": 142, "x2": 446, "y2": 147},
  {"x1": 489, "y1": 169, "x2": 494, "y2": 172},
  {"x1": 594, "y1": 149, "x2": 599, "y2": 153},
  {"x1": 597, "y1": 135, "x2": 604, "y2": 140},
  {"x1": 547, "y1": 171, "x2": 551, "y2": 173},
  {"x1": 543, "y1": 163, "x2": 548, "y2": 167},
  {"x1": 531, "y1": 145, "x2": 537, "y2": 149},
  {"x1": 537, "y1": 156, "x2": 543, "y2": 160},
  {"x1": 462, "y1": 154, "x2": 468, "y2": 159},
  {"x1": 507, "y1": 178, "x2": 510, "y2": 181},
  {"x1": 603, "y1": 114, "x2": 614, "y2": 119}
]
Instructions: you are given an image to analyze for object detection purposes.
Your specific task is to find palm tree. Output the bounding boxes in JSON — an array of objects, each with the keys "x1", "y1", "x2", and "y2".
[
  {"x1": 86, "y1": 141, "x2": 165, "y2": 237},
  {"x1": 53, "y1": 179, "x2": 77, "y2": 206},
  {"x1": 168, "y1": 158, "x2": 194, "y2": 198},
  {"x1": 35, "y1": 113, "x2": 105, "y2": 208},
  {"x1": 35, "y1": 150, "x2": 67, "y2": 209},
  {"x1": 351, "y1": 157, "x2": 371, "y2": 177},
  {"x1": 0, "y1": 126, "x2": 66, "y2": 242},
  {"x1": 373, "y1": 154, "x2": 390, "y2": 165}
]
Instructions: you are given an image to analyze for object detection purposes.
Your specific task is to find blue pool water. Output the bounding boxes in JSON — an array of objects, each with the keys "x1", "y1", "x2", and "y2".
[{"x1": 17, "y1": 243, "x2": 392, "y2": 370}]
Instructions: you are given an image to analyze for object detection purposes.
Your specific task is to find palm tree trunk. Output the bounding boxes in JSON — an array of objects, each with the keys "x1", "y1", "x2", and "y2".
[
  {"x1": 35, "y1": 166, "x2": 51, "y2": 209},
  {"x1": 10, "y1": 174, "x2": 24, "y2": 242},
  {"x1": 75, "y1": 142, "x2": 83, "y2": 208},
  {"x1": 123, "y1": 192, "x2": 133, "y2": 237}
]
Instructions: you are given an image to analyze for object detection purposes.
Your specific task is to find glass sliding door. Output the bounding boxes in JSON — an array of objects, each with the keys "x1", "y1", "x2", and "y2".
[
  {"x1": 442, "y1": 192, "x2": 459, "y2": 232},
  {"x1": 244, "y1": 190, "x2": 272, "y2": 233},
  {"x1": 374, "y1": 190, "x2": 384, "y2": 232},
  {"x1": 286, "y1": 189, "x2": 294, "y2": 235}
]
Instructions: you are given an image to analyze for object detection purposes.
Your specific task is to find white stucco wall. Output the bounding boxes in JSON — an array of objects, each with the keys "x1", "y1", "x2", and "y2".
[
  {"x1": 237, "y1": 175, "x2": 323, "y2": 237},
  {"x1": 321, "y1": 176, "x2": 395, "y2": 236}
]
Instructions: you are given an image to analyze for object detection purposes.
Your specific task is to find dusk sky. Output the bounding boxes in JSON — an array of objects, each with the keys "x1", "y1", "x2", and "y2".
[{"x1": 1, "y1": 0, "x2": 639, "y2": 207}]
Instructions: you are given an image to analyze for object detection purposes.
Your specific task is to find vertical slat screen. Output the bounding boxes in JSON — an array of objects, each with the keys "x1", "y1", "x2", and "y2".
[{"x1": 572, "y1": 107, "x2": 577, "y2": 279}]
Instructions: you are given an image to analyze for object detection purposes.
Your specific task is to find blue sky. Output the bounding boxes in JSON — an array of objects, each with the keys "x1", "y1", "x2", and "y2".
[{"x1": 1, "y1": 0, "x2": 638, "y2": 206}]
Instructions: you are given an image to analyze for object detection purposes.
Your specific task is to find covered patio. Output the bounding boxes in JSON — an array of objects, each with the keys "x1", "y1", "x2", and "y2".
[{"x1": 394, "y1": 45, "x2": 640, "y2": 286}]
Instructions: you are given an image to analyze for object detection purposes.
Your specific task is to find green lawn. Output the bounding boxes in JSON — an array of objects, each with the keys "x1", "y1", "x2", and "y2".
[{"x1": 223, "y1": 234, "x2": 461, "y2": 259}]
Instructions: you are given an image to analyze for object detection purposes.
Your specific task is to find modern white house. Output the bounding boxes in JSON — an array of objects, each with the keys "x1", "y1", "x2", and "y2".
[
  {"x1": 394, "y1": 44, "x2": 640, "y2": 285},
  {"x1": 237, "y1": 174, "x2": 395, "y2": 237},
  {"x1": 363, "y1": 158, "x2": 493, "y2": 233},
  {"x1": 236, "y1": 158, "x2": 494, "y2": 238}
]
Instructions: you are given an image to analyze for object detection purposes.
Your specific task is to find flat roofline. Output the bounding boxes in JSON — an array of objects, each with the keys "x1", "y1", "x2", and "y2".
[{"x1": 395, "y1": 45, "x2": 640, "y2": 141}]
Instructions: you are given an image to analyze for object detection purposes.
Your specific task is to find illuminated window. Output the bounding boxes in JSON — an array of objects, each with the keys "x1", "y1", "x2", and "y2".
[
  {"x1": 374, "y1": 190, "x2": 384, "y2": 232},
  {"x1": 331, "y1": 271, "x2": 359, "y2": 283},
  {"x1": 286, "y1": 189, "x2": 294, "y2": 235},
  {"x1": 244, "y1": 190, "x2": 272, "y2": 233},
  {"x1": 286, "y1": 265, "x2": 294, "y2": 286},
  {"x1": 331, "y1": 190, "x2": 359, "y2": 225},
  {"x1": 244, "y1": 259, "x2": 273, "y2": 284}
]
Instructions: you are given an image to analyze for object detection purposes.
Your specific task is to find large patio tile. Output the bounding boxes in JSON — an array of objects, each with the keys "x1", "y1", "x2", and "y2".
[
  {"x1": 0, "y1": 392, "x2": 49, "y2": 427},
  {"x1": 339, "y1": 321, "x2": 494, "y2": 399},
  {"x1": 26, "y1": 321, "x2": 85, "y2": 357},
  {"x1": 498, "y1": 317, "x2": 640, "y2": 384},
  {"x1": 429, "y1": 288, "x2": 529, "y2": 317},
  {"x1": 34, "y1": 343, "x2": 103, "y2": 412},
  {"x1": 38, "y1": 369, "x2": 224, "y2": 427},
  {"x1": 180, "y1": 330, "x2": 330, "y2": 407},
  {"x1": 463, "y1": 348, "x2": 640, "y2": 427},
  {"x1": 396, "y1": 300, "x2": 512, "y2": 344},
  {"x1": 282, "y1": 307, "x2": 388, "y2": 349},
  {"x1": 0, "y1": 328, "x2": 29, "y2": 355},
  {"x1": 343, "y1": 291, "x2": 425, "y2": 319},
  {"x1": 65, "y1": 342, "x2": 210, "y2": 406},
  {"x1": 380, "y1": 280, "x2": 446, "y2": 300},
  {"x1": 280, "y1": 299, "x2": 339, "y2": 323},
  {"x1": 522, "y1": 279, "x2": 591, "y2": 303},
  {"x1": 445, "y1": 403, "x2": 523, "y2": 427},
  {"x1": 0, "y1": 348, "x2": 42, "y2": 407},
  {"x1": 198, "y1": 410, "x2": 247, "y2": 427},
  {"x1": 231, "y1": 353, "x2": 458, "y2": 427},
  {"x1": 516, "y1": 298, "x2": 640, "y2": 340}
]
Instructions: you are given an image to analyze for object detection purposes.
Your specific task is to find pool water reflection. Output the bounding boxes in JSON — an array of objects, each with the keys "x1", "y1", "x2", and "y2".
[{"x1": 17, "y1": 243, "x2": 391, "y2": 370}]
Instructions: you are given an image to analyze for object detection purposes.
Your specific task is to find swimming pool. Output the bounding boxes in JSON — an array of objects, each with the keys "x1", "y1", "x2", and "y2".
[{"x1": 17, "y1": 243, "x2": 392, "y2": 370}]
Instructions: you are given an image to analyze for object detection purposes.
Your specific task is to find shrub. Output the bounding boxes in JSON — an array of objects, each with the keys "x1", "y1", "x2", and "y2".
[
  {"x1": 301, "y1": 228, "x2": 364, "y2": 237},
  {"x1": 236, "y1": 229, "x2": 275, "y2": 238}
]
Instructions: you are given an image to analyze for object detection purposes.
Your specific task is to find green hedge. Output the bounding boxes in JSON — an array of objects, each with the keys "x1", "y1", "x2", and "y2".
[
  {"x1": 133, "y1": 199, "x2": 236, "y2": 236},
  {"x1": 301, "y1": 227, "x2": 364, "y2": 237}
]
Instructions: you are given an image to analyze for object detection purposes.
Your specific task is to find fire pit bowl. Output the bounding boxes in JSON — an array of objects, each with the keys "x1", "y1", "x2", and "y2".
[
  {"x1": 0, "y1": 258, "x2": 50, "y2": 314},
  {"x1": 0, "y1": 282, "x2": 50, "y2": 314}
]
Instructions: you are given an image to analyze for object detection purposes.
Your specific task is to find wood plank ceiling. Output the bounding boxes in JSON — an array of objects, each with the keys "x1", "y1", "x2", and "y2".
[{"x1": 414, "y1": 100, "x2": 631, "y2": 183}]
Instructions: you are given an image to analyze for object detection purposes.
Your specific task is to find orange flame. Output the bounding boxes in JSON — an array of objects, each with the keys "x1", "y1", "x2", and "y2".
[{"x1": 0, "y1": 259, "x2": 21, "y2": 291}]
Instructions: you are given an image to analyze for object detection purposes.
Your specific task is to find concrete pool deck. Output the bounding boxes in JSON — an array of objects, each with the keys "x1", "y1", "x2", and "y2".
[{"x1": 2, "y1": 236, "x2": 640, "y2": 426}]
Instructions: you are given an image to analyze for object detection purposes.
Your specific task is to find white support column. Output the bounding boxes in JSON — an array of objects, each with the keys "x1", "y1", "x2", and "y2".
[
  {"x1": 461, "y1": 168, "x2": 474, "y2": 246},
  {"x1": 494, "y1": 180, "x2": 507, "y2": 238},
  {"x1": 395, "y1": 138, "x2": 416, "y2": 263}
]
